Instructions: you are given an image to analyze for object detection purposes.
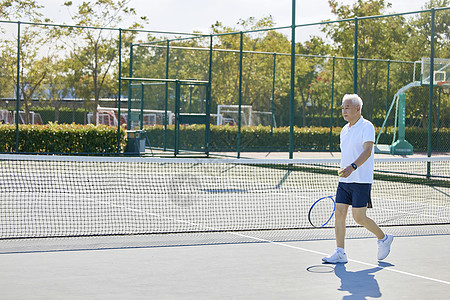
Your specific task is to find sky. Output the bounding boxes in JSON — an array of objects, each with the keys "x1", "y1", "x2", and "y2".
[{"x1": 39, "y1": 0, "x2": 430, "y2": 36}]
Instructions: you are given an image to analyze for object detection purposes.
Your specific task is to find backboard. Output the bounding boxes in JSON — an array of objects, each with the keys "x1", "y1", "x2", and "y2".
[{"x1": 421, "y1": 57, "x2": 450, "y2": 86}]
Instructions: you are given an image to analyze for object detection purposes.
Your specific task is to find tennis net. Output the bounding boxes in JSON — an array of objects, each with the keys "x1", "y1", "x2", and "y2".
[{"x1": 1, "y1": 155, "x2": 449, "y2": 243}]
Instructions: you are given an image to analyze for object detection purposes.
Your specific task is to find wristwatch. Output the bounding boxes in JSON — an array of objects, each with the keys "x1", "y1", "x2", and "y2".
[{"x1": 351, "y1": 163, "x2": 358, "y2": 170}]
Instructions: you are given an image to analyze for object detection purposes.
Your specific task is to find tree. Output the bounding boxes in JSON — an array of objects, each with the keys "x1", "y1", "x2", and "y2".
[
  {"x1": 209, "y1": 17, "x2": 288, "y2": 118},
  {"x1": 0, "y1": 0, "x2": 42, "y2": 100},
  {"x1": 0, "y1": 0, "x2": 49, "y2": 123},
  {"x1": 322, "y1": 0, "x2": 410, "y2": 121},
  {"x1": 295, "y1": 36, "x2": 332, "y2": 127},
  {"x1": 56, "y1": 0, "x2": 147, "y2": 124},
  {"x1": 397, "y1": 0, "x2": 450, "y2": 128},
  {"x1": 131, "y1": 16, "x2": 282, "y2": 120},
  {"x1": 0, "y1": 0, "x2": 42, "y2": 21}
]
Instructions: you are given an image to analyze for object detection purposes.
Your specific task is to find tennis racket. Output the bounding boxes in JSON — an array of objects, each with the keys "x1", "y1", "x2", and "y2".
[{"x1": 308, "y1": 195, "x2": 336, "y2": 228}]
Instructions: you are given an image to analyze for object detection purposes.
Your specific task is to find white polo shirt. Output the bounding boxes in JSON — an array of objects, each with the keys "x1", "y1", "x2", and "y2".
[{"x1": 340, "y1": 116, "x2": 375, "y2": 184}]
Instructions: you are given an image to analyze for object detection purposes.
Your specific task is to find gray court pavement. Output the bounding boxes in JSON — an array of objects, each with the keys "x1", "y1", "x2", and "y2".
[{"x1": 1, "y1": 229, "x2": 449, "y2": 299}]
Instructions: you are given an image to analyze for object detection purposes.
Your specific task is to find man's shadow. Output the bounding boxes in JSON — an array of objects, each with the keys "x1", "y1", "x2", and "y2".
[{"x1": 334, "y1": 262, "x2": 394, "y2": 299}]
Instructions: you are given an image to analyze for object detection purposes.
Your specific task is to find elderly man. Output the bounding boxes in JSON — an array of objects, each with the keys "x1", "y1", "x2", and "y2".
[{"x1": 322, "y1": 94, "x2": 393, "y2": 264}]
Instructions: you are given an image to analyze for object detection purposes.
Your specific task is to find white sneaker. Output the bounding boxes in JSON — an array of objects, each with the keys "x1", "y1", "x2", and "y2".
[
  {"x1": 322, "y1": 249, "x2": 348, "y2": 264},
  {"x1": 377, "y1": 234, "x2": 394, "y2": 260}
]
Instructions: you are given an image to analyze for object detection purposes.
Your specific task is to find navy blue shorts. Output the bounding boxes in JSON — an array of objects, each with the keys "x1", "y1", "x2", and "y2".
[{"x1": 336, "y1": 182, "x2": 372, "y2": 208}]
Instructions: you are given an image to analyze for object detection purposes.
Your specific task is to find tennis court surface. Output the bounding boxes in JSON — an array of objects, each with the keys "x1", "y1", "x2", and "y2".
[{"x1": 1, "y1": 154, "x2": 449, "y2": 298}]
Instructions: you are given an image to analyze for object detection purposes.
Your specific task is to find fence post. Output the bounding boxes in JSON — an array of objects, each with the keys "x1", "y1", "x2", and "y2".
[
  {"x1": 15, "y1": 21, "x2": 21, "y2": 153},
  {"x1": 140, "y1": 83, "x2": 144, "y2": 130},
  {"x1": 427, "y1": 8, "x2": 435, "y2": 158},
  {"x1": 174, "y1": 80, "x2": 180, "y2": 156},
  {"x1": 164, "y1": 40, "x2": 170, "y2": 151},
  {"x1": 436, "y1": 86, "x2": 441, "y2": 151},
  {"x1": 289, "y1": 0, "x2": 296, "y2": 159},
  {"x1": 427, "y1": 8, "x2": 436, "y2": 177},
  {"x1": 353, "y1": 17, "x2": 358, "y2": 94},
  {"x1": 384, "y1": 59, "x2": 391, "y2": 144},
  {"x1": 237, "y1": 31, "x2": 244, "y2": 158},
  {"x1": 329, "y1": 56, "x2": 336, "y2": 151},
  {"x1": 205, "y1": 35, "x2": 213, "y2": 157},
  {"x1": 117, "y1": 28, "x2": 122, "y2": 154},
  {"x1": 127, "y1": 43, "x2": 133, "y2": 130},
  {"x1": 271, "y1": 53, "x2": 277, "y2": 151}
]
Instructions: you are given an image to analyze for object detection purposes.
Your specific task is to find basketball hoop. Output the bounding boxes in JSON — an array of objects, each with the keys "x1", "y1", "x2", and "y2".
[
  {"x1": 420, "y1": 58, "x2": 450, "y2": 86},
  {"x1": 437, "y1": 81, "x2": 450, "y2": 94}
]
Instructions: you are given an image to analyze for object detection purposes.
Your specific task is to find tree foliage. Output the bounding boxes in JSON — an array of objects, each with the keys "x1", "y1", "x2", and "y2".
[
  {"x1": 0, "y1": 0, "x2": 448, "y2": 130},
  {"x1": 0, "y1": 0, "x2": 42, "y2": 21},
  {"x1": 50, "y1": 0, "x2": 148, "y2": 124},
  {"x1": 0, "y1": 1, "x2": 49, "y2": 122}
]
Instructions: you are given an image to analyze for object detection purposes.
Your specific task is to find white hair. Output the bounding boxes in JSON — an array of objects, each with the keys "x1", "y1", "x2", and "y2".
[{"x1": 342, "y1": 94, "x2": 363, "y2": 109}]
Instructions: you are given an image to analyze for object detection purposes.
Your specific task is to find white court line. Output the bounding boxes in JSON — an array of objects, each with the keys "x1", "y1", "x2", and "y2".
[
  {"x1": 242, "y1": 236, "x2": 450, "y2": 286},
  {"x1": 346, "y1": 257, "x2": 450, "y2": 285},
  {"x1": 214, "y1": 231, "x2": 450, "y2": 286},
  {"x1": 95, "y1": 199, "x2": 450, "y2": 286}
]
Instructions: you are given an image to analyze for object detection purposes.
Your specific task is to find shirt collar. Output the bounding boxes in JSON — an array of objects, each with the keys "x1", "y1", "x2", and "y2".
[{"x1": 349, "y1": 116, "x2": 364, "y2": 128}]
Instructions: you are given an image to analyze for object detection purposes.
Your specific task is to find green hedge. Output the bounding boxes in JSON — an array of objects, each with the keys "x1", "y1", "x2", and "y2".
[
  {"x1": 0, "y1": 106, "x2": 87, "y2": 124},
  {"x1": 143, "y1": 124, "x2": 345, "y2": 151},
  {"x1": 404, "y1": 127, "x2": 450, "y2": 152},
  {"x1": 32, "y1": 106, "x2": 86, "y2": 124},
  {"x1": 0, "y1": 123, "x2": 126, "y2": 153},
  {"x1": 143, "y1": 125, "x2": 450, "y2": 152},
  {"x1": 2, "y1": 123, "x2": 447, "y2": 154}
]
